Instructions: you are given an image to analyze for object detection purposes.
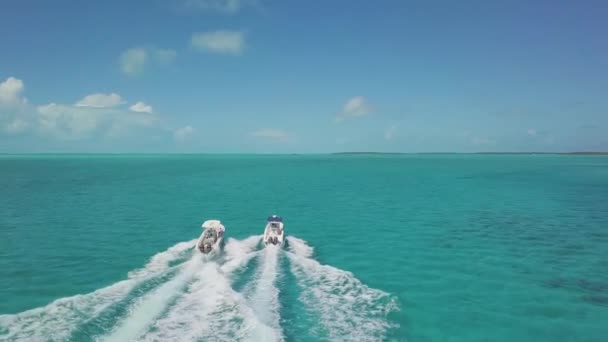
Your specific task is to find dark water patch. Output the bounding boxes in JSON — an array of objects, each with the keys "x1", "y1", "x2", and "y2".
[
  {"x1": 540, "y1": 257, "x2": 566, "y2": 268},
  {"x1": 582, "y1": 294, "x2": 608, "y2": 307},
  {"x1": 523, "y1": 305, "x2": 569, "y2": 320},
  {"x1": 522, "y1": 234, "x2": 542, "y2": 241},
  {"x1": 542, "y1": 277, "x2": 608, "y2": 298},
  {"x1": 577, "y1": 279, "x2": 608, "y2": 293},
  {"x1": 562, "y1": 243, "x2": 585, "y2": 251},
  {"x1": 543, "y1": 278, "x2": 567, "y2": 289},
  {"x1": 588, "y1": 231, "x2": 608, "y2": 240}
]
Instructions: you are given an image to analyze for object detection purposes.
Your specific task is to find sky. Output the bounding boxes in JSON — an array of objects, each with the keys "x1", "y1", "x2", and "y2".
[{"x1": 1, "y1": 0, "x2": 607, "y2": 153}]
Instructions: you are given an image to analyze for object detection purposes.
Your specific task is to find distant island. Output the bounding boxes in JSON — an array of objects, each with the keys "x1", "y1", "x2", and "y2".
[{"x1": 333, "y1": 152, "x2": 608, "y2": 155}]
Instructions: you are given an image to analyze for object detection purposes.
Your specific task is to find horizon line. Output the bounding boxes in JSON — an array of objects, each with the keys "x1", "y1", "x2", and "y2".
[{"x1": 1, "y1": 151, "x2": 608, "y2": 155}]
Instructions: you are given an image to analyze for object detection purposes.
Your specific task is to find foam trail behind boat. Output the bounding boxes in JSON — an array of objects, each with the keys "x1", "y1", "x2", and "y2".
[
  {"x1": 99, "y1": 255, "x2": 202, "y2": 342},
  {"x1": 286, "y1": 236, "x2": 314, "y2": 258},
  {"x1": 0, "y1": 240, "x2": 196, "y2": 342},
  {"x1": 140, "y1": 237, "x2": 279, "y2": 342},
  {"x1": 221, "y1": 235, "x2": 263, "y2": 274},
  {"x1": 286, "y1": 236, "x2": 398, "y2": 342},
  {"x1": 244, "y1": 245, "x2": 283, "y2": 341}
]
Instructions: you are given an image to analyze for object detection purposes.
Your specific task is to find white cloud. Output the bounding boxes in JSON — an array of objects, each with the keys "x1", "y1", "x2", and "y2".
[
  {"x1": 1, "y1": 77, "x2": 30, "y2": 133},
  {"x1": 0, "y1": 77, "x2": 27, "y2": 106},
  {"x1": 129, "y1": 101, "x2": 153, "y2": 113},
  {"x1": 75, "y1": 93, "x2": 123, "y2": 108},
  {"x1": 184, "y1": 0, "x2": 247, "y2": 13},
  {"x1": 336, "y1": 96, "x2": 371, "y2": 122},
  {"x1": 106, "y1": 111, "x2": 157, "y2": 138},
  {"x1": 251, "y1": 128, "x2": 288, "y2": 140},
  {"x1": 174, "y1": 125, "x2": 194, "y2": 141},
  {"x1": 37, "y1": 103, "x2": 156, "y2": 140},
  {"x1": 527, "y1": 128, "x2": 537, "y2": 136},
  {"x1": 1, "y1": 77, "x2": 159, "y2": 141},
  {"x1": 119, "y1": 47, "x2": 176, "y2": 76},
  {"x1": 120, "y1": 48, "x2": 148, "y2": 76},
  {"x1": 385, "y1": 124, "x2": 397, "y2": 140},
  {"x1": 191, "y1": 31, "x2": 245, "y2": 55},
  {"x1": 37, "y1": 103, "x2": 100, "y2": 138}
]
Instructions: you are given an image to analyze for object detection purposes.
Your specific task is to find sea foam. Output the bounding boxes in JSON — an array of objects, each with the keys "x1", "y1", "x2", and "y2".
[
  {"x1": 286, "y1": 236, "x2": 399, "y2": 341},
  {"x1": 0, "y1": 240, "x2": 196, "y2": 341}
]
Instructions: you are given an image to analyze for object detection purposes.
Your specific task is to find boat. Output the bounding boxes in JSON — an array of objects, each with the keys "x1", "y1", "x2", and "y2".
[
  {"x1": 197, "y1": 219, "x2": 225, "y2": 254},
  {"x1": 263, "y1": 215, "x2": 284, "y2": 247}
]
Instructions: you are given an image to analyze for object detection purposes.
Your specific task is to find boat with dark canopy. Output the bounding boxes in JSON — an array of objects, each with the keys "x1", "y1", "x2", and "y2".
[{"x1": 263, "y1": 215, "x2": 284, "y2": 247}]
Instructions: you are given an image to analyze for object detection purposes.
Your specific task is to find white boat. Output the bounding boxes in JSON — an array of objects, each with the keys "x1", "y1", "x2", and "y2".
[
  {"x1": 263, "y1": 215, "x2": 284, "y2": 247},
  {"x1": 197, "y1": 219, "x2": 225, "y2": 254}
]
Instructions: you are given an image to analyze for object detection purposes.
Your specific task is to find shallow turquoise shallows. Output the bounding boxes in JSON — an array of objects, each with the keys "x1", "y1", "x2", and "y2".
[{"x1": 1, "y1": 154, "x2": 607, "y2": 341}]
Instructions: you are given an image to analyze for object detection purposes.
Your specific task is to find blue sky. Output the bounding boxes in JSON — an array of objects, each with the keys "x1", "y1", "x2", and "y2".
[{"x1": 1, "y1": 0, "x2": 607, "y2": 153}]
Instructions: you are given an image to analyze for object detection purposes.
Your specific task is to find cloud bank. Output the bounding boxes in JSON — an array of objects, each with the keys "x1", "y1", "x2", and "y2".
[{"x1": 1, "y1": 76, "x2": 157, "y2": 140}]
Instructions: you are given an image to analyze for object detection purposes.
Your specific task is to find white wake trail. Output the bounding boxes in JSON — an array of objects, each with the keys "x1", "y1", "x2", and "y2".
[
  {"x1": 99, "y1": 255, "x2": 202, "y2": 342},
  {"x1": 286, "y1": 236, "x2": 314, "y2": 258},
  {"x1": 286, "y1": 236, "x2": 398, "y2": 342},
  {"x1": 244, "y1": 245, "x2": 283, "y2": 341},
  {"x1": 0, "y1": 240, "x2": 196, "y2": 342},
  {"x1": 221, "y1": 235, "x2": 263, "y2": 274},
  {"x1": 140, "y1": 237, "x2": 279, "y2": 342}
]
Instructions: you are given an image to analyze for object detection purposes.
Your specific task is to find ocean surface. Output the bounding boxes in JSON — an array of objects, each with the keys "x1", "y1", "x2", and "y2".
[{"x1": 1, "y1": 154, "x2": 607, "y2": 341}]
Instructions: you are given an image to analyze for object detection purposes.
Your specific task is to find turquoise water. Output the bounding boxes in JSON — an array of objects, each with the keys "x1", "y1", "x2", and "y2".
[{"x1": 1, "y1": 154, "x2": 607, "y2": 341}]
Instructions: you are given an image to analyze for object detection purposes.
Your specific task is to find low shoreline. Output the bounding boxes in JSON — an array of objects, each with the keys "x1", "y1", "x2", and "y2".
[{"x1": 333, "y1": 152, "x2": 608, "y2": 155}]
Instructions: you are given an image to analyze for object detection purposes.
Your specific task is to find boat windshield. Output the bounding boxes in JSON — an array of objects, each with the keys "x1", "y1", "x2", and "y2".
[{"x1": 269, "y1": 223, "x2": 282, "y2": 234}]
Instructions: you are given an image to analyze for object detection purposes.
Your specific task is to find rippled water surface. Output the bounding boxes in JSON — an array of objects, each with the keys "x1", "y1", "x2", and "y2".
[{"x1": 1, "y1": 154, "x2": 607, "y2": 341}]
